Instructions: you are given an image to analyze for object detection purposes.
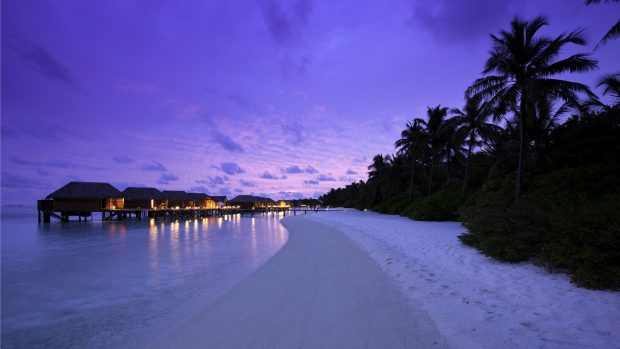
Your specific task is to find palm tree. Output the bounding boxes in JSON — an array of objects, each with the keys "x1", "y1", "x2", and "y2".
[
  {"x1": 598, "y1": 73, "x2": 620, "y2": 104},
  {"x1": 585, "y1": 0, "x2": 620, "y2": 49},
  {"x1": 450, "y1": 96, "x2": 499, "y2": 193},
  {"x1": 423, "y1": 105, "x2": 449, "y2": 195},
  {"x1": 466, "y1": 16, "x2": 598, "y2": 201},
  {"x1": 367, "y1": 154, "x2": 391, "y2": 204},
  {"x1": 395, "y1": 118, "x2": 427, "y2": 200}
]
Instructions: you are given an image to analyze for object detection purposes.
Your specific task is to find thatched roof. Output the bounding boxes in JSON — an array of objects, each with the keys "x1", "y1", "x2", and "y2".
[
  {"x1": 161, "y1": 190, "x2": 190, "y2": 201},
  {"x1": 46, "y1": 182, "x2": 122, "y2": 199},
  {"x1": 211, "y1": 196, "x2": 227, "y2": 202},
  {"x1": 230, "y1": 195, "x2": 275, "y2": 204},
  {"x1": 187, "y1": 193, "x2": 210, "y2": 201},
  {"x1": 122, "y1": 187, "x2": 162, "y2": 200}
]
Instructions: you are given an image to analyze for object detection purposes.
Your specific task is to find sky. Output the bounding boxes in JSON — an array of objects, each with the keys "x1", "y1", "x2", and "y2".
[{"x1": 1, "y1": 0, "x2": 618, "y2": 204}]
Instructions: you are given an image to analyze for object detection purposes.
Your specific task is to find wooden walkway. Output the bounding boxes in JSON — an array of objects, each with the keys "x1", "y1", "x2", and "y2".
[{"x1": 37, "y1": 206, "x2": 327, "y2": 223}]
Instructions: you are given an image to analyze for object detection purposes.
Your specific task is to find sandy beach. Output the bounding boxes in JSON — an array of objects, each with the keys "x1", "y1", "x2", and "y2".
[{"x1": 148, "y1": 215, "x2": 448, "y2": 349}]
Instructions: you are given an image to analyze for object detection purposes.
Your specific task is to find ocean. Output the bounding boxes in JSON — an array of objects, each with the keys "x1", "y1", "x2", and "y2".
[{"x1": 1, "y1": 206, "x2": 288, "y2": 348}]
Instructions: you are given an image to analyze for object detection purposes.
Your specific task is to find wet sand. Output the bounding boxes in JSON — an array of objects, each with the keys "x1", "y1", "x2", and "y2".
[{"x1": 148, "y1": 215, "x2": 447, "y2": 349}]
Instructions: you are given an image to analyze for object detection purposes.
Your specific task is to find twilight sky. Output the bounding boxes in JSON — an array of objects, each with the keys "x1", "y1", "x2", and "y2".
[{"x1": 1, "y1": 0, "x2": 618, "y2": 204}]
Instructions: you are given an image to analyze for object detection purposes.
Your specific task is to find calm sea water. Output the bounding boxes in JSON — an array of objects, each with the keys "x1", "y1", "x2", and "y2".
[{"x1": 1, "y1": 206, "x2": 288, "y2": 348}]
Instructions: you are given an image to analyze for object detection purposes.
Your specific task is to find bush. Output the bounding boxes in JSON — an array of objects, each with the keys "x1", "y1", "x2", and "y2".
[
  {"x1": 404, "y1": 190, "x2": 466, "y2": 221},
  {"x1": 371, "y1": 199, "x2": 409, "y2": 215},
  {"x1": 459, "y1": 165, "x2": 620, "y2": 290}
]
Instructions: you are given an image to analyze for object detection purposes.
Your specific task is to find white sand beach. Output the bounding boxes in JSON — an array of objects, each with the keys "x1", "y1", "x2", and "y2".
[
  {"x1": 303, "y1": 210, "x2": 620, "y2": 349},
  {"x1": 149, "y1": 211, "x2": 620, "y2": 349},
  {"x1": 148, "y1": 215, "x2": 448, "y2": 349}
]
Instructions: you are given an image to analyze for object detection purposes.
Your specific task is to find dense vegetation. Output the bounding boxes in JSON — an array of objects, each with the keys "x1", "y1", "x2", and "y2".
[{"x1": 320, "y1": 15, "x2": 620, "y2": 290}]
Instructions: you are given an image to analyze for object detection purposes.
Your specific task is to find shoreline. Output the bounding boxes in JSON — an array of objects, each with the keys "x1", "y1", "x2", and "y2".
[{"x1": 147, "y1": 215, "x2": 447, "y2": 348}]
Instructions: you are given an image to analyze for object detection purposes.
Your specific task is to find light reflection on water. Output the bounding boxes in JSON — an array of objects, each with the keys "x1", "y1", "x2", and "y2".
[{"x1": 1, "y1": 207, "x2": 288, "y2": 349}]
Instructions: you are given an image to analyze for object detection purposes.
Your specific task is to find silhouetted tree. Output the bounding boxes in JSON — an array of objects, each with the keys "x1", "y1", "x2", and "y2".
[{"x1": 466, "y1": 16, "x2": 598, "y2": 200}]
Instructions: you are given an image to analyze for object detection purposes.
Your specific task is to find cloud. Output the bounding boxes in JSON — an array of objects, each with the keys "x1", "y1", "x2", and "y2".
[
  {"x1": 346, "y1": 169, "x2": 357, "y2": 175},
  {"x1": 212, "y1": 130, "x2": 244, "y2": 153},
  {"x1": 158, "y1": 173, "x2": 179, "y2": 185},
  {"x1": 239, "y1": 179, "x2": 257, "y2": 187},
  {"x1": 410, "y1": 0, "x2": 517, "y2": 43},
  {"x1": 278, "y1": 191, "x2": 304, "y2": 200},
  {"x1": 1, "y1": 172, "x2": 50, "y2": 190},
  {"x1": 282, "y1": 165, "x2": 317, "y2": 174},
  {"x1": 304, "y1": 179, "x2": 319, "y2": 185},
  {"x1": 197, "y1": 176, "x2": 228, "y2": 186},
  {"x1": 317, "y1": 174, "x2": 335, "y2": 181},
  {"x1": 305, "y1": 166, "x2": 318, "y2": 174},
  {"x1": 189, "y1": 185, "x2": 210, "y2": 193},
  {"x1": 17, "y1": 44, "x2": 75, "y2": 86},
  {"x1": 258, "y1": 0, "x2": 313, "y2": 47},
  {"x1": 138, "y1": 161, "x2": 167, "y2": 172},
  {"x1": 226, "y1": 93, "x2": 250, "y2": 108},
  {"x1": 36, "y1": 168, "x2": 49, "y2": 176},
  {"x1": 220, "y1": 162, "x2": 245, "y2": 175},
  {"x1": 260, "y1": 171, "x2": 286, "y2": 180},
  {"x1": 235, "y1": 188, "x2": 244, "y2": 193},
  {"x1": 113, "y1": 156, "x2": 135, "y2": 164},
  {"x1": 282, "y1": 121, "x2": 305, "y2": 145}
]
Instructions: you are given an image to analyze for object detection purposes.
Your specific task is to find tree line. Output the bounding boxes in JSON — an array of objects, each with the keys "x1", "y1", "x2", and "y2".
[{"x1": 320, "y1": 13, "x2": 620, "y2": 290}]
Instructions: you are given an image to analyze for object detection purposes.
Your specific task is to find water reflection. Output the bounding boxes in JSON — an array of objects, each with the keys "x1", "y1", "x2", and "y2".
[{"x1": 1, "y1": 209, "x2": 288, "y2": 349}]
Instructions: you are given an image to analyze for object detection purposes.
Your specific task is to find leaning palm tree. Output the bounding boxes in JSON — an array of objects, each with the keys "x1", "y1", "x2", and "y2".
[
  {"x1": 424, "y1": 105, "x2": 450, "y2": 195},
  {"x1": 585, "y1": 0, "x2": 620, "y2": 49},
  {"x1": 395, "y1": 118, "x2": 427, "y2": 200},
  {"x1": 466, "y1": 16, "x2": 598, "y2": 200},
  {"x1": 450, "y1": 96, "x2": 499, "y2": 193}
]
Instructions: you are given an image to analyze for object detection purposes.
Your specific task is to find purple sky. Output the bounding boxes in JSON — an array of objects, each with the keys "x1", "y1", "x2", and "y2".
[{"x1": 2, "y1": 0, "x2": 618, "y2": 204}]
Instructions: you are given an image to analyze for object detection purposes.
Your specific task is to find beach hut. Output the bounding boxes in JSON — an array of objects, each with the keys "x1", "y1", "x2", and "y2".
[
  {"x1": 229, "y1": 195, "x2": 275, "y2": 209},
  {"x1": 210, "y1": 196, "x2": 228, "y2": 208},
  {"x1": 45, "y1": 181, "x2": 124, "y2": 211},
  {"x1": 161, "y1": 191, "x2": 191, "y2": 208},
  {"x1": 123, "y1": 187, "x2": 166, "y2": 209},
  {"x1": 187, "y1": 193, "x2": 217, "y2": 209}
]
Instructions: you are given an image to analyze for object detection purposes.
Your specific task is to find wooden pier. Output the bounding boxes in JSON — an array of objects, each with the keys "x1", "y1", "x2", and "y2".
[{"x1": 37, "y1": 202, "x2": 323, "y2": 223}]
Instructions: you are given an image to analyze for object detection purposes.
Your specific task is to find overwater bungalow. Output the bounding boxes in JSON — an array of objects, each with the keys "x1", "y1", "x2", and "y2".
[
  {"x1": 210, "y1": 196, "x2": 228, "y2": 208},
  {"x1": 187, "y1": 193, "x2": 217, "y2": 209},
  {"x1": 43, "y1": 181, "x2": 124, "y2": 212},
  {"x1": 123, "y1": 187, "x2": 166, "y2": 209},
  {"x1": 161, "y1": 191, "x2": 192, "y2": 208},
  {"x1": 276, "y1": 200, "x2": 290, "y2": 208},
  {"x1": 229, "y1": 195, "x2": 275, "y2": 209}
]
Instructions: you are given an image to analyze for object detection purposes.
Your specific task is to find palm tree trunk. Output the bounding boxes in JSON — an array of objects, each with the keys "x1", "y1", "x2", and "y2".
[
  {"x1": 516, "y1": 97, "x2": 527, "y2": 201},
  {"x1": 408, "y1": 153, "x2": 416, "y2": 201},
  {"x1": 463, "y1": 131, "x2": 474, "y2": 193},
  {"x1": 428, "y1": 151, "x2": 435, "y2": 196}
]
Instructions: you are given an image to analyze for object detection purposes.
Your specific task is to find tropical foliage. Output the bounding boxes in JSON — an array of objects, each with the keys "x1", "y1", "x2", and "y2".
[{"x1": 320, "y1": 16, "x2": 620, "y2": 289}]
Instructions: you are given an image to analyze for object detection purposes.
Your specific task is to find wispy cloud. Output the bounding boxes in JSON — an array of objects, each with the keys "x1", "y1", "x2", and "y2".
[
  {"x1": 282, "y1": 165, "x2": 317, "y2": 174},
  {"x1": 258, "y1": 0, "x2": 313, "y2": 47},
  {"x1": 138, "y1": 161, "x2": 167, "y2": 172},
  {"x1": 197, "y1": 176, "x2": 228, "y2": 186},
  {"x1": 158, "y1": 173, "x2": 179, "y2": 185},
  {"x1": 113, "y1": 156, "x2": 135, "y2": 164},
  {"x1": 239, "y1": 179, "x2": 257, "y2": 187},
  {"x1": 17, "y1": 44, "x2": 75, "y2": 86},
  {"x1": 260, "y1": 171, "x2": 286, "y2": 180},
  {"x1": 304, "y1": 179, "x2": 319, "y2": 185},
  {"x1": 220, "y1": 162, "x2": 245, "y2": 175},
  {"x1": 316, "y1": 174, "x2": 335, "y2": 181},
  {"x1": 212, "y1": 130, "x2": 244, "y2": 153},
  {"x1": 346, "y1": 169, "x2": 357, "y2": 175}
]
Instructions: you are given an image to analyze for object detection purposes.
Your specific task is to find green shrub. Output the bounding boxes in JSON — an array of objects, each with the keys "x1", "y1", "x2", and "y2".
[
  {"x1": 459, "y1": 165, "x2": 620, "y2": 290},
  {"x1": 404, "y1": 190, "x2": 466, "y2": 221}
]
